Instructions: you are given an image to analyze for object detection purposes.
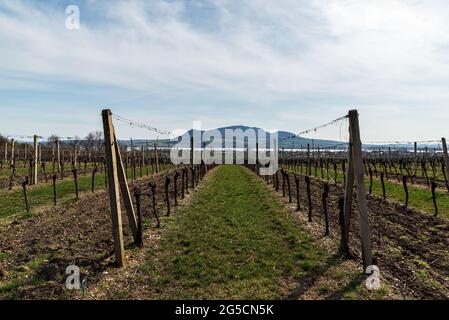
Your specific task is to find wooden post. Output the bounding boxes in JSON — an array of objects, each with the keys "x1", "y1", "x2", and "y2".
[
  {"x1": 52, "y1": 142, "x2": 56, "y2": 172},
  {"x1": 38, "y1": 140, "x2": 42, "y2": 165},
  {"x1": 442, "y1": 138, "x2": 449, "y2": 188},
  {"x1": 102, "y1": 109, "x2": 125, "y2": 267},
  {"x1": 154, "y1": 143, "x2": 159, "y2": 173},
  {"x1": 113, "y1": 134, "x2": 140, "y2": 244},
  {"x1": 307, "y1": 143, "x2": 311, "y2": 175},
  {"x1": 190, "y1": 136, "x2": 194, "y2": 166},
  {"x1": 56, "y1": 139, "x2": 61, "y2": 174},
  {"x1": 342, "y1": 133, "x2": 355, "y2": 257},
  {"x1": 347, "y1": 110, "x2": 373, "y2": 271},
  {"x1": 414, "y1": 142, "x2": 418, "y2": 176},
  {"x1": 10, "y1": 139, "x2": 15, "y2": 165},
  {"x1": 32, "y1": 135, "x2": 39, "y2": 185}
]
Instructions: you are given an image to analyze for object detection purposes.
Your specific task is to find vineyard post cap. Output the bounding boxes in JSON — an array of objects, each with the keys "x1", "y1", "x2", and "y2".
[{"x1": 102, "y1": 109, "x2": 112, "y2": 116}]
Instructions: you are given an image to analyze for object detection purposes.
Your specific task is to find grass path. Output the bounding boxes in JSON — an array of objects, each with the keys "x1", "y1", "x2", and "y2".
[{"x1": 130, "y1": 165, "x2": 326, "y2": 299}]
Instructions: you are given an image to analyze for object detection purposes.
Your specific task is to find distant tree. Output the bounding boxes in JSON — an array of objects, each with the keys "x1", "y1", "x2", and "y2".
[{"x1": 47, "y1": 134, "x2": 60, "y2": 144}]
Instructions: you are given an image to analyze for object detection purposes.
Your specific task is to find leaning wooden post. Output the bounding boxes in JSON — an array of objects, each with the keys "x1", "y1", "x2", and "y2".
[
  {"x1": 348, "y1": 110, "x2": 373, "y2": 271},
  {"x1": 442, "y1": 138, "x2": 449, "y2": 189},
  {"x1": 32, "y1": 135, "x2": 39, "y2": 185},
  {"x1": 102, "y1": 109, "x2": 125, "y2": 267},
  {"x1": 113, "y1": 133, "x2": 140, "y2": 245}
]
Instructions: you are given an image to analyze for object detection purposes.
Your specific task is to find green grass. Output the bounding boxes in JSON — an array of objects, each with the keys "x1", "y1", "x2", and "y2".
[
  {"x1": 283, "y1": 165, "x2": 449, "y2": 219},
  {"x1": 0, "y1": 173, "x2": 106, "y2": 219},
  {"x1": 0, "y1": 164, "x2": 176, "y2": 220},
  {"x1": 141, "y1": 165, "x2": 325, "y2": 299}
]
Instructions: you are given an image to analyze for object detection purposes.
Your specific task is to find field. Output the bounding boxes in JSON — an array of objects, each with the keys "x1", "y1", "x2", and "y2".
[{"x1": 1, "y1": 122, "x2": 449, "y2": 300}]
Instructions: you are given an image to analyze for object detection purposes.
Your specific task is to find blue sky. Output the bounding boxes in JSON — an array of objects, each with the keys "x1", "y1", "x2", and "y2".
[{"x1": 1, "y1": 0, "x2": 449, "y2": 141}]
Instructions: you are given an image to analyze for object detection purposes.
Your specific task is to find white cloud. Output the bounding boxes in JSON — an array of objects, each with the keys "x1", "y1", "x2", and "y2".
[{"x1": 0, "y1": 0, "x2": 449, "y2": 140}]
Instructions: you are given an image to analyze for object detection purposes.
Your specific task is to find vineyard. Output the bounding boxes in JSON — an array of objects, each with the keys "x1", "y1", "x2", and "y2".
[{"x1": 0, "y1": 109, "x2": 448, "y2": 300}]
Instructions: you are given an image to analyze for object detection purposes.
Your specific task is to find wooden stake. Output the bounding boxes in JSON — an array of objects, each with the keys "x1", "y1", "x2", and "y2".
[
  {"x1": 102, "y1": 109, "x2": 125, "y2": 267},
  {"x1": 442, "y1": 138, "x2": 449, "y2": 191},
  {"x1": 342, "y1": 130, "x2": 354, "y2": 257},
  {"x1": 154, "y1": 143, "x2": 159, "y2": 173},
  {"x1": 414, "y1": 142, "x2": 418, "y2": 177},
  {"x1": 4, "y1": 141, "x2": 7, "y2": 162},
  {"x1": 10, "y1": 139, "x2": 15, "y2": 165},
  {"x1": 32, "y1": 135, "x2": 39, "y2": 185},
  {"x1": 348, "y1": 109, "x2": 373, "y2": 271},
  {"x1": 114, "y1": 134, "x2": 140, "y2": 245}
]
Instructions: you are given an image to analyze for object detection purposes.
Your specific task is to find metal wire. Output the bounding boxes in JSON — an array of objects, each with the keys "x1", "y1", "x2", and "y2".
[
  {"x1": 282, "y1": 114, "x2": 349, "y2": 141},
  {"x1": 361, "y1": 139, "x2": 440, "y2": 145},
  {"x1": 112, "y1": 114, "x2": 171, "y2": 136}
]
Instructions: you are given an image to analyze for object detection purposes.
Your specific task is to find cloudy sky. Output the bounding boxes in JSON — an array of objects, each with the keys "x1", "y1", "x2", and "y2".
[{"x1": 0, "y1": 0, "x2": 448, "y2": 141}]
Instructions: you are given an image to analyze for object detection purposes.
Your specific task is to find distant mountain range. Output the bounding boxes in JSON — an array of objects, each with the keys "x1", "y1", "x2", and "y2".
[{"x1": 118, "y1": 125, "x2": 345, "y2": 149}]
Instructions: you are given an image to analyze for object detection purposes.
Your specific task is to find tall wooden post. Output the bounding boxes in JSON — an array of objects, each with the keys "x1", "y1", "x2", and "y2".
[
  {"x1": 346, "y1": 110, "x2": 373, "y2": 271},
  {"x1": 102, "y1": 109, "x2": 125, "y2": 267},
  {"x1": 414, "y1": 142, "x2": 418, "y2": 176},
  {"x1": 33, "y1": 135, "x2": 39, "y2": 185},
  {"x1": 442, "y1": 138, "x2": 449, "y2": 187},
  {"x1": 307, "y1": 143, "x2": 311, "y2": 175},
  {"x1": 190, "y1": 136, "x2": 194, "y2": 166},
  {"x1": 154, "y1": 143, "x2": 159, "y2": 173},
  {"x1": 10, "y1": 139, "x2": 15, "y2": 165},
  {"x1": 342, "y1": 131, "x2": 355, "y2": 257},
  {"x1": 38, "y1": 141, "x2": 42, "y2": 165},
  {"x1": 113, "y1": 134, "x2": 140, "y2": 244},
  {"x1": 256, "y1": 142, "x2": 259, "y2": 173},
  {"x1": 73, "y1": 143, "x2": 78, "y2": 169},
  {"x1": 52, "y1": 142, "x2": 56, "y2": 171},
  {"x1": 4, "y1": 141, "x2": 7, "y2": 162},
  {"x1": 57, "y1": 139, "x2": 61, "y2": 174}
]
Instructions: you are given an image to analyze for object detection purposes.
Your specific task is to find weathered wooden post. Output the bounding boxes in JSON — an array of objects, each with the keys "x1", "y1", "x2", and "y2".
[
  {"x1": 32, "y1": 135, "x2": 39, "y2": 185},
  {"x1": 4, "y1": 140, "x2": 7, "y2": 163},
  {"x1": 10, "y1": 139, "x2": 15, "y2": 165},
  {"x1": 307, "y1": 143, "x2": 311, "y2": 176},
  {"x1": 414, "y1": 142, "x2": 418, "y2": 177},
  {"x1": 442, "y1": 138, "x2": 449, "y2": 191},
  {"x1": 154, "y1": 143, "x2": 159, "y2": 173},
  {"x1": 102, "y1": 109, "x2": 126, "y2": 267},
  {"x1": 344, "y1": 110, "x2": 373, "y2": 271},
  {"x1": 190, "y1": 136, "x2": 194, "y2": 166},
  {"x1": 56, "y1": 139, "x2": 61, "y2": 174}
]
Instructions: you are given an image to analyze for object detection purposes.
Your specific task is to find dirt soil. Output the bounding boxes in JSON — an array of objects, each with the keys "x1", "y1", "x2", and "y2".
[
  {"x1": 0, "y1": 165, "x2": 204, "y2": 299},
  {"x1": 279, "y1": 169, "x2": 449, "y2": 299}
]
